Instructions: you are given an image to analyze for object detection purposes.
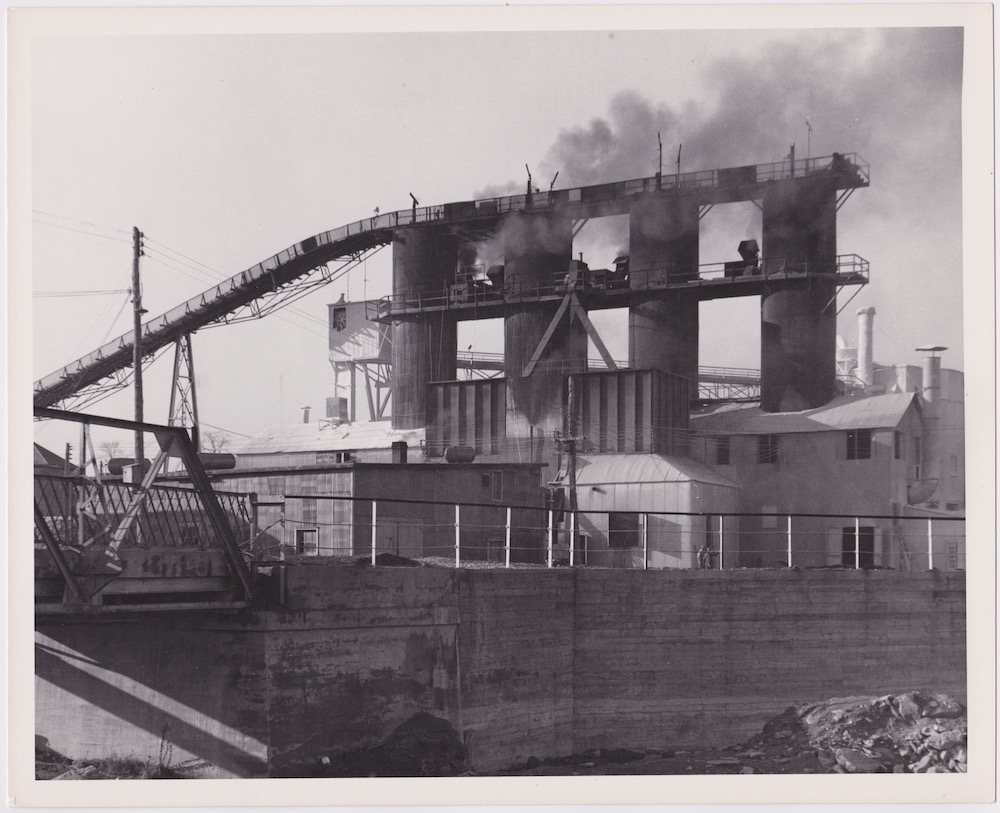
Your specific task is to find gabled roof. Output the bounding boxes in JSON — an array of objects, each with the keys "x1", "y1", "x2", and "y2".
[
  {"x1": 34, "y1": 443, "x2": 68, "y2": 470},
  {"x1": 691, "y1": 392, "x2": 918, "y2": 435},
  {"x1": 232, "y1": 421, "x2": 424, "y2": 455},
  {"x1": 571, "y1": 454, "x2": 739, "y2": 489}
]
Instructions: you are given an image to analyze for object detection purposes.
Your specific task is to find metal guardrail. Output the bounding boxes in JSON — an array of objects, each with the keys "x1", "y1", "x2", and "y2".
[
  {"x1": 256, "y1": 492, "x2": 962, "y2": 572},
  {"x1": 372, "y1": 254, "x2": 870, "y2": 318}
]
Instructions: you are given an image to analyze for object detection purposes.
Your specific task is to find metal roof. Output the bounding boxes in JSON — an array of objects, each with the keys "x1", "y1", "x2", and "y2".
[
  {"x1": 571, "y1": 454, "x2": 739, "y2": 489},
  {"x1": 231, "y1": 421, "x2": 424, "y2": 455},
  {"x1": 691, "y1": 392, "x2": 918, "y2": 435},
  {"x1": 34, "y1": 443, "x2": 67, "y2": 469}
]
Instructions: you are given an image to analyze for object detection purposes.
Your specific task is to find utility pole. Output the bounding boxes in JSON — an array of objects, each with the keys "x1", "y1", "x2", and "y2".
[
  {"x1": 132, "y1": 226, "x2": 145, "y2": 469},
  {"x1": 656, "y1": 132, "x2": 663, "y2": 190}
]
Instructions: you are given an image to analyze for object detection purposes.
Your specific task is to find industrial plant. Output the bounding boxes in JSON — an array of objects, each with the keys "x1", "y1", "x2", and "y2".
[{"x1": 32, "y1": 150, "x2": 967, "y2": 778}]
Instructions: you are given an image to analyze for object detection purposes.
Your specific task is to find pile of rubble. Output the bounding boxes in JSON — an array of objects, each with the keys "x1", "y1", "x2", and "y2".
[
  {"x1": 742, "y1": 692, "x2": 967, "y2": 773},
  {"x1": 497, "y1": 692, "x2": 967, "y2": 776}
]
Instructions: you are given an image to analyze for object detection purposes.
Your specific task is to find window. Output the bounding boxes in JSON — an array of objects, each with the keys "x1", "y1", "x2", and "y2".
[
  {"x1": 318, "y1": 451, "x2": 355, "y2": 465},
  {"x1": 715, "y1": 436, "x2": 730, "y2": 466},
  {"x1": 841, "y1": 526, "x2": 875, "y2": 567},
  {"x1": 491, "y1": 471, "x2": 503, "y2": 502},
  {"x1": 295, "y1": 528, "x2": 319, "y2": 556},
  {"x1": 894, "y1": 431, "x2": 903, "y2": 460},
  {"x1": 847, "y1": 429, "x2": 872, "y2": 460},
  {"x1": 757, "y1": 435, "x2": 779, "y2": 464},
  {"x1": 608, "y1": 513, "x2": 641, "y2": 549}
]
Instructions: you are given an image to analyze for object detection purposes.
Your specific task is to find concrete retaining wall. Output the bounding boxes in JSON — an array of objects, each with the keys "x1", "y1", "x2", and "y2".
[{"x1": 35, "y1": 567, "x2": 965, "y2": 776}]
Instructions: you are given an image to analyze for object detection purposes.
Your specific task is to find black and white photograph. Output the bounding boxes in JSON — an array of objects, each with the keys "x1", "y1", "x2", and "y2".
[{"x1": 8, "y1": 4, "x2": 995, "y2": 806}]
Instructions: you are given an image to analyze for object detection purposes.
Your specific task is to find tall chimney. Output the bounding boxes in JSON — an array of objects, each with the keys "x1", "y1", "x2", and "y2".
[
  {"x1": 917, "y1": 346, "x2": 946, "y2": 406},
  {"x1": 301, "y1": 405, "x2": 311, "y2": 424},
  {"x1": 856, "y1": 306, "x2": 876, "y2": 388},
  {"x1": 914, "y1": 346, "x2": 947, "y2": 502}
]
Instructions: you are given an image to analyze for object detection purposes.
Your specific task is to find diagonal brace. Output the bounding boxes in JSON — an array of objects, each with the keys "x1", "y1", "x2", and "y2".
[
  {"x1": 570, "y1": 294, "x2": 617, "y2": 370},
  {"x1": 522, "y1": 294, "x2": 573, "y2": 377}
]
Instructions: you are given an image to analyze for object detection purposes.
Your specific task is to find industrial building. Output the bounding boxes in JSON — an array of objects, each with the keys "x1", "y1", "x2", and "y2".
[
  {"x1": 34, "y1": 151, "x2": 965, "y2": 570},
  {"x1": 197, "y1": 152, "x2": 963, "y2": 569}
]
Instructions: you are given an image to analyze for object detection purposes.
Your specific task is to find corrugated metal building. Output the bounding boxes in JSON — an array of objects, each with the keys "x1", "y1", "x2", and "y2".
[{"x1": 561, "y1": 454, "x2": 740, "y2": 568}]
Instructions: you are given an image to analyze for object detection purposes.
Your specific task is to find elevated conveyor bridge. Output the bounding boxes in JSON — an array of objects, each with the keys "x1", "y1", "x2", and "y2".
[{"x1": 35, "y1": 153, "x2": 868, "y2": 410}]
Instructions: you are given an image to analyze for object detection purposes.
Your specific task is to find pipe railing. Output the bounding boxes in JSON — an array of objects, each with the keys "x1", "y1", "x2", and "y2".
[
  {"x1": 373, "y1": 254, "x2": 870, "y2": 318},
  {"x1": 253, "y1": 493, "x2": 965, "y2": 573}
]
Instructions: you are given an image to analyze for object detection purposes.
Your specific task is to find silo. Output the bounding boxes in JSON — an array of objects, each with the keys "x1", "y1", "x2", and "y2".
[
  {"x1": 760, "y1": 176, "x2": 838, "y2": 412},
  {"x1": 627, "y1": 195, "x2": 700, "y2": 385},
  {"x1": 502, "y1": 212, "x2": 580, "y2": 435},
  {"x1": 391, "y1": 226, "x2": 458, "y2": 429}
]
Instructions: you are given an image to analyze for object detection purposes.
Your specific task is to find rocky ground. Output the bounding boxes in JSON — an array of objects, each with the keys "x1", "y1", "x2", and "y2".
[
  {"x1": 497, "y1": 692, "x2": 967, "y2": 776},
  {"x1": 37, "y1": 691, "x2": 966, "y2": 779}
]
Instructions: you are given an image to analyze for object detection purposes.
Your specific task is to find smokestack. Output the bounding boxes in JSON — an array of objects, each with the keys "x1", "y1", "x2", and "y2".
[
  {"x1": 914, "y1": 346, "x2": 947, "y2": 504},
  {"x1": 917, "y1": 345, "x2": 947, "y2": 406},
  {"x1": 301, "y1": 405, "x2": 311, "y2": 424},
  {"x1": 856, "y1": 306, "x2": 875, "y2": 388}
]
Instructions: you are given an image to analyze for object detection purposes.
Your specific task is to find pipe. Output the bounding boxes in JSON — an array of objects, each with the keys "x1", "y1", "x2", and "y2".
[{"x1": 856, "y1": 306, "x2": 876, "y2": 388}]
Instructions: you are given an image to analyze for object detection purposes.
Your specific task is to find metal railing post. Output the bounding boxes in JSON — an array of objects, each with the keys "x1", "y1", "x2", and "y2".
[
  {"x1": 642, "y1": 513, "x2": 649, "y2": 570},
  {"x1": 855, "y1": 517, "x2": 861, "y2": 570},
  {"x1": 371, "y1": 500, "x2": 377, "y2": 566},
  {"x1": 787, "y1": 515, "x2": 793, "y2": 568},
  {"x1": 547, "y1": 509, "x2": 554, "y2": 568},
  {"x1": 927, "y1": 518, "x2": 934, "y2": 570},
  {"x1": 455, "y1": 504, "x2": 461, "y2": 569},
  {"x1": 505, "y1": 507, "x2": 512, "y2": 568},
  {"x1": 719, "y1": 515, "x2": 724, "y2": 570}
]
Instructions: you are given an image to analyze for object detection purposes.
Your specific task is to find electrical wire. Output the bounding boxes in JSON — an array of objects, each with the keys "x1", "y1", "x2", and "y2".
[
  {"x1": 32, "y1": 219, "x2": 132, "y2": 245},
  {"x1": 34, "y1": 289, "x2": 131, "y2": 298},
  {"x1": 32, "y1": 210, "x2": 132, "y2": 236}
]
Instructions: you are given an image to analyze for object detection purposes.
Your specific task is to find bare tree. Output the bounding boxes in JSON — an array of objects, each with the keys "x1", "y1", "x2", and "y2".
[
  {"x1": 204, "y1": 431, "x2": 230, "y2": 453},
  {"x1": 99, "y1": 440, "x2": 121, "y2": 462}
]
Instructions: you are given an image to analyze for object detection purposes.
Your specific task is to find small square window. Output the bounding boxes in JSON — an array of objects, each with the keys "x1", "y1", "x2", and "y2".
[
  {"x1": 757, "y1": 435, "x2": 778, "y2": 464},
  {"x1": 847, "y1": 429, "x2": 872, "y2": 460}
]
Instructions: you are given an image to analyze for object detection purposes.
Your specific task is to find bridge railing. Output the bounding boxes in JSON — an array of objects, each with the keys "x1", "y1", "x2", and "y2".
[
  {"x1": 34, "y1": 475, "x2": 253, "y2": 553},
  {"x1": 33, "y1": 408, "x2": 256, "y2": 603}
]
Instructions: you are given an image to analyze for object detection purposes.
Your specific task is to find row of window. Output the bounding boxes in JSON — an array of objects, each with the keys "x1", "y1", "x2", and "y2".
[{"x1": 712, "y1": 429, "x2": 914, "y2": 465}]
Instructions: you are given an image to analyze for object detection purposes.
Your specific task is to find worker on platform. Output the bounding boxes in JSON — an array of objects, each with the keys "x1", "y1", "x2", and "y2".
[{"x1": 697, "y1": 540, "x2": 717, "y2": 570}]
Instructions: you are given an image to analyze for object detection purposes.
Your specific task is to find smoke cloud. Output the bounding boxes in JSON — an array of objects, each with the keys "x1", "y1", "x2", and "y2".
[{"x1": 469, "y1": 28, "x2": 964, "y2": 366}]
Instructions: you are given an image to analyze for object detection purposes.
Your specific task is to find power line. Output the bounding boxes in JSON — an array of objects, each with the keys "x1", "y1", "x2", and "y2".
[
  {"x1": 34, "y1": 289, "x2": 131, "y2": 298},
  {"x1": 32, "y1": 219, "x2": 132, "y2": 245},
  {"x1": 31, "y1": 210, "x2": 132, "y2": 235},
  {"x1": 200, "y1": 421, "x2": 252, "y2": 438}
]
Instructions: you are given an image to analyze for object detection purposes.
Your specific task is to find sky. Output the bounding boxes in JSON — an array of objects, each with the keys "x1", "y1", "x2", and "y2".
[{"x1": 28, "y1": 24, "x2": 967, "y2": 452}]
